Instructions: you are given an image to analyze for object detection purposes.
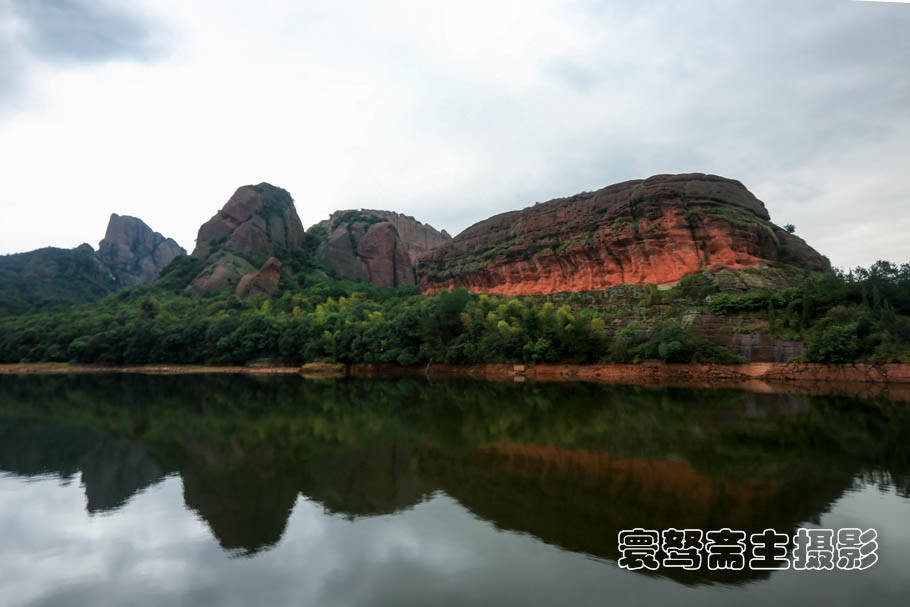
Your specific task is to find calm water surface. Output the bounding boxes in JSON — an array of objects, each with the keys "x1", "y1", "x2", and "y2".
[{"x1": 0, "y1": 375, "x2": 908, "y2": 606}]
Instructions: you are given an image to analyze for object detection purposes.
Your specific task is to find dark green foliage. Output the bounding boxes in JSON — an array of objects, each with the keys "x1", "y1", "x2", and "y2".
[
  {"x1": 252, "y1": 183, "x2": 295, "y2": 219},
  {"x1": 330, "y1": 210, "x2": 386, "y2": 230},
  {"x1": 708, "y1": 288, "x2": 802, "y2": 315},
  {"x1": 419, "y1": 287, "x2": 471, "y2": 360},
  {"x1": 672, "y1": 272, "x2": 717, "y2": 300},
  {"x1": 156, "y1": 255, "x2": 205, "y2": 293},
  {"x1": 806, "y1": 323, "x2": 860, "y2": 363},
  {"x1": 0, "y1": 245, "x2": 116, "y2": 315},
  {"x1": 1, "y1": 259, "x2": 908, "y2": 366},
  {"x1": 623, "y1": 320, "x2": 741, "y2": 364},
  {"x1": 702, "y1": 261, "x2": 910, "y2": 362},
  {"x1": 0, "y1": 269, "x2": 737, "y2": 366}
]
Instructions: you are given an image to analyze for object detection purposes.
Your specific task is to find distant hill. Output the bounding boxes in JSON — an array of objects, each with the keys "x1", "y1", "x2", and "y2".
[
  {"x1": 0, "y1": 244, "x2": 115, "y2": 314},
  {"x1": 0, "y1": 214, "x2": 185, "y2": 315}
]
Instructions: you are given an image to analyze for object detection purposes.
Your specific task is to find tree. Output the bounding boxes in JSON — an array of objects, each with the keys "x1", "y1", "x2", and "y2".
[{"x1": 784, "y1": 224, "x2": 796, "y2": 234}]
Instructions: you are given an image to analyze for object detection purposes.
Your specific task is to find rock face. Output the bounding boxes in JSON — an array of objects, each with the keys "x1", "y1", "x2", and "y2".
[
  {"x1": 313, "y1": 210, "x2": 451, "y2": 265},
  {"x1": 96, "y1": 214, "x2": 186, "y2": 287},
  {"x1": 419, "y1": 173, "x2": 830, "y2": 295},
  {"x1": 235, "y1": 257, "x2": 289, "y2": 298},
  {"x1": 188, "y1": 184, "x2": 305, "y2": 296},
  {"x1": 310, "y1": 210, "x2": 451, "y2": 288}
]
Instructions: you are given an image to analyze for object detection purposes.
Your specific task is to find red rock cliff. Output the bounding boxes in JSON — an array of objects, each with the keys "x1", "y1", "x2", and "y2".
[{"x1": 419, "y1": 173, "x2": 829, "y2": 295}]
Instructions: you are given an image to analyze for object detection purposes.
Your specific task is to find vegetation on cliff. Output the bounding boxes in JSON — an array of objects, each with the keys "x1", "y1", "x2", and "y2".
[{"x1": 1, "y1": 260, "x2": 908, "y2": 366}]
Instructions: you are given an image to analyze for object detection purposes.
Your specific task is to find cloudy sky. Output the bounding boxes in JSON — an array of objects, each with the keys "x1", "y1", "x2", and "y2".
[{"x1": 0, "y1": 0, "x2": 908, "y2": 269}]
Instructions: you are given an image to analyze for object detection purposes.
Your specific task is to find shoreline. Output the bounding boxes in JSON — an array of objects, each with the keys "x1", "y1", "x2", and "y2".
[
  {"x1": 0, "y1": 363, "x2": 303, "y2": 375},
  {"x1": 2, "y1": 361, "x2": 910, "y2": 402}
]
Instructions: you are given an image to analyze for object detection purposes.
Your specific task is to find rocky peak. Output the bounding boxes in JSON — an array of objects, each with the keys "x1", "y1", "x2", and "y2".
[
  {"x1": 419, "y1": 173, "x2": 830, "y2": 295},
  {"x1": 96, "y1": 214, "x2": 186, "y2": 287},
  {"x1": 188, "y1": 183, "x2": 306, "y2": 296},
  {"x1": 313, "y1": 209, "x2": 451, "y2": 265},
  {"x1": 309, "y1": 209, "x2": 451, "y2": 288},
  {"x1": 192, "y1": 183, "x2": 305, "y2": 259}
]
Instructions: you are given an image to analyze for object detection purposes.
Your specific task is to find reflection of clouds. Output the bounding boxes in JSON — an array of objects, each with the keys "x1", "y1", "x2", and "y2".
[
  {"x1": 0, "y1": 475, "x2": 212, "y2": 605},
  {"x1": 2, "y1": 474, "x2": 910, "y2": 606}
]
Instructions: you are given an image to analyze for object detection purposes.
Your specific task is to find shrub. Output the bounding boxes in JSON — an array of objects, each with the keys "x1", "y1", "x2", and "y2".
[{"x1": 806, "y1": 323, "x2": 860, "y2": 363}]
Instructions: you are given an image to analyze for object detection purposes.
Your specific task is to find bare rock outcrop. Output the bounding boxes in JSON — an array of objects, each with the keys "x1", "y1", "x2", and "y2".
[
  {"x1": 96, "y1": 214, "x2": 185, "y2": 287},
  {"x1": 188, "y1": 184, "x2": 305, "y2": 296},
  {"x1": 235, "y1": 257, "x2": 291, "y2": 298},
  {"x1": 310, "y1": 210, "x2": 451, "y2": 287},
  {"x1": 419, "y1": 173, "x2": 830, "y2": 295}
]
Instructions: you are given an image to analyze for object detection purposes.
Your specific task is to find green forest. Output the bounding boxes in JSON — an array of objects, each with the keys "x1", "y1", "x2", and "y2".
[{"x1": 1, "y1": 257, "x2": 909, "y2": 366}]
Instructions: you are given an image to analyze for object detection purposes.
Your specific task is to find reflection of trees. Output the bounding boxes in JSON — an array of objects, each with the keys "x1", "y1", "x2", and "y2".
[{"x1": 0, "y1": 374, "x2": 908, "y2": 584}]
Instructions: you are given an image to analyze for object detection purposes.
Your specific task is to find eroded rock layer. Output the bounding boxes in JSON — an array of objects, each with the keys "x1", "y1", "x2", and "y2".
[{"x1": 419, "y1": 173, "x2": 829, "y2": 295}]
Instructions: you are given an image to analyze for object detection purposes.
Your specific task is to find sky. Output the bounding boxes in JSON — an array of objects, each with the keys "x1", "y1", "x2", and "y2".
[{"x1": 0, "y1": 0, "x2": 908, "y2": 269}]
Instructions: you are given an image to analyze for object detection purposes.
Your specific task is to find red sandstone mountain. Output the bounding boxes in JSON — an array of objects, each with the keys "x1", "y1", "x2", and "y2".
[
  {"x1": 419, "y1": 173, "x2": 829, "y2": 295},
  {"x1": 309, "y1": 210, "x2": 451, "y2": 287}
]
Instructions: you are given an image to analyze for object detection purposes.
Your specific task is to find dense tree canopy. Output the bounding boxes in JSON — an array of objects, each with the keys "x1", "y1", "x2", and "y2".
[{"x1": 1, "y1": 261, "x2": 908, "y2": 366}]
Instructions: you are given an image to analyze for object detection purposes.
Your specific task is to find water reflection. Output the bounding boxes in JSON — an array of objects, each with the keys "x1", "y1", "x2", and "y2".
[{"x1": 0, "y1": 375, "x2": 908, "y2": 598}]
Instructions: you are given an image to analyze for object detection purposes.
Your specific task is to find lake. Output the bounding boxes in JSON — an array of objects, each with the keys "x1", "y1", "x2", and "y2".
[{"x1": 0, "y1": 375, "x2": 908, "y2": 606}]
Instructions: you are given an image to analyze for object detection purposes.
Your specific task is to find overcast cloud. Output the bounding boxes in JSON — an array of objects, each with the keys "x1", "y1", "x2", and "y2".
[{"x1": 0, "y1": 0, "x2": 908, "y2": 269}]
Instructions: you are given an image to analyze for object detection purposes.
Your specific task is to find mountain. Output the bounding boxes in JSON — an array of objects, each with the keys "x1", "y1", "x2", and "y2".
[
  {"x1": 96, "y1": 214, "x2": 186, "y2": 288},
  {"x1": 309, "y1": 210, "x2": 452, "y2": 287},
  {"x1": 419, "y1": 173, "x2": 830, "y2": 295},
  {"x1": 0, "y1": 244, "x2": 115, "y2": 314},
  {"x1": 0, "y1": 174, "x2": 832, "y2": 312},
  {"x1": 186, "y1": 183, "x2": 308, "y2": 297},
  {"x1": 0, "y1": 212, "x2": 186, "y2": 315}
]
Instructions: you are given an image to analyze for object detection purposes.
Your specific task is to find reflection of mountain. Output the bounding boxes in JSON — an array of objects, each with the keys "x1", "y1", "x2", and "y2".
[
  {"x1": 181, "y1": 454, "x2": 299, "y2": 555},
  {"x1": 0, "y1": 374, "x2": 907, "y2": 586},
  {"x1": 0, "y1": 416, "x2": 164, "y2": 512},
  {"x1": 418, "y1": 444, "x2": 853, "y2": 584},
  {"x1": 79, "y1": 441, "x2": 164, "y2": 512},
  {"x1": 300, "y1": 446, "x2": 429, "y2": 518}
]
